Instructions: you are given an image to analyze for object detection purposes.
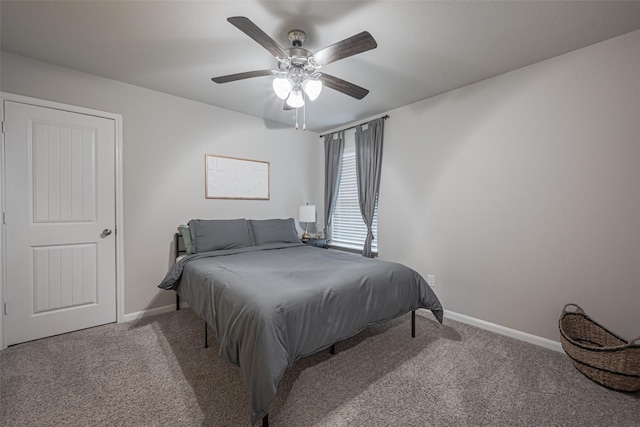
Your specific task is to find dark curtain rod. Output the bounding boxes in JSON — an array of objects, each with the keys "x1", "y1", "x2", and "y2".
[{"x1": 319, "y1": 114, "x2": 389, "y2": 138}]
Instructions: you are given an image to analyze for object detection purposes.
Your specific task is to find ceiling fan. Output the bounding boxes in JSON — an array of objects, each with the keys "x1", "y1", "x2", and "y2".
[{"x1": 212, "y1": 17, "x2": 377, "y2": 112}]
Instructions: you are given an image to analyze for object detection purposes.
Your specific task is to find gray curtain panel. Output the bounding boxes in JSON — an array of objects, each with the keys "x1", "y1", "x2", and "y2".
[
  {"x1": 355, "y1": 118, "x2": 384, "y2": 258},
  {"x1": 323, "y1": 130, "x2": 345, "y2": 239}
]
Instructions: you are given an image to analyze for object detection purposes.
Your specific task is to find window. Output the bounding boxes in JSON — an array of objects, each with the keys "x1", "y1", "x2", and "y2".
[{"x1": 331, "y1": 148, "x2": 378, "y2": 253}]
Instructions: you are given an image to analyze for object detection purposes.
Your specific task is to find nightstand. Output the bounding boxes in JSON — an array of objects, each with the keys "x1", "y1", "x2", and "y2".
[{"x1": 303, "y1": 238, "x2": 329, "y2": 248}]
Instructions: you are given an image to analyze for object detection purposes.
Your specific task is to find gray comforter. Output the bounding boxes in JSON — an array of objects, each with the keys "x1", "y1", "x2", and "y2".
[{"x1": 158, "y1": 243, "x2": 443, "y2": 425}]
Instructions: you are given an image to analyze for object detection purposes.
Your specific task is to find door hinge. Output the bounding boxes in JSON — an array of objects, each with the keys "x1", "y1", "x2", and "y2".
[
  {"x1": 3, "y1": 303, "x2": 6, "y2": 316},
  {"x1": 2, "y1": 212, "x2": 5, "y2": 225},
  {"x1": 1, "y1": 121, "x2": 5, "y2": 134}
]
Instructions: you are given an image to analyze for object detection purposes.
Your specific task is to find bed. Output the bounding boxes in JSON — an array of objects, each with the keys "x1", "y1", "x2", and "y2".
[{"x1": 158, "y1": 218, "x2": 443, "y2": 426}]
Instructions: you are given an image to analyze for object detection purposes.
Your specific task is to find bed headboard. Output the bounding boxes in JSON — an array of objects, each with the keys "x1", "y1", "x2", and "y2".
[{"x1": 174, "y1": 232, "x2": 187, "y2": 261}]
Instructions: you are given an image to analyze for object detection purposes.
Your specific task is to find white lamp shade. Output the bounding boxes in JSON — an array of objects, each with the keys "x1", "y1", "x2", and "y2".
[
  {"x1": 273, "y1": 77, "x2": 292, "y2": 100},
  {"x1": 303, "y1": 79, "x2": 323, "y2": 101},
  {"x1": 299, "y1": 204, "x2": 316, "y2": 223},
  {"x1": 286, "y1": 89, "x2": 305, "y2": 108}
]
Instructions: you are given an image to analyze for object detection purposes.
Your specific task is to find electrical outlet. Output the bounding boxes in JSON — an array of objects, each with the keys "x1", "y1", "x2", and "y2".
[{"x1": 427, "y1": 274, "x2": 435, "y2": 287}]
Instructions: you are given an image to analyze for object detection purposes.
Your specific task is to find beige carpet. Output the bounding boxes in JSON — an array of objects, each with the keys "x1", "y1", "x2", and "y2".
[{"x1": 1, "y1": 309, "x2": 638, "y2": 426}]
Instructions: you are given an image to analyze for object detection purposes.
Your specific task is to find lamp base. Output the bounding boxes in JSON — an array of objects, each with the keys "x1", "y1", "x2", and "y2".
[{"x1": 301, "y1": 231, "x2": 311, "y2": 241}]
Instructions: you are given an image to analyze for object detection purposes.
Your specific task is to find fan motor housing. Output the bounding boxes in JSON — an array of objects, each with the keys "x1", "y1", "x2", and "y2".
[{"x1": 287, "y1": 48, "x2": 312, "y2": 65}]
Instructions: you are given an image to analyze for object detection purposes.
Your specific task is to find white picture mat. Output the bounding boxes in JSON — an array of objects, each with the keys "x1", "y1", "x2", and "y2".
[{"x1": 205, "y1": 154, "x2": 270, "y2": 200}]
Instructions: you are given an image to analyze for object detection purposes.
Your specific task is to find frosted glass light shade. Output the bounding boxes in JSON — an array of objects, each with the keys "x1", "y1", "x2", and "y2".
[
  {"x1": 299, "y1": 204, "x2": 316, "y2": 223},
  {"x1": 303, "y1": 79, "x2": 323, "y2": 101},
  {"x1": 286, "y1": 89, "x2": 305, "y2": 108},
  {"x1": 273, "y1": 77, "x2": 292, "y2": 100}
]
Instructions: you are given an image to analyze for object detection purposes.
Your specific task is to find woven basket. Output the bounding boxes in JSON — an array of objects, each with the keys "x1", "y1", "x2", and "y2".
[{"x1": 559, "y1": 304, "x2": 640, "y2": 392}]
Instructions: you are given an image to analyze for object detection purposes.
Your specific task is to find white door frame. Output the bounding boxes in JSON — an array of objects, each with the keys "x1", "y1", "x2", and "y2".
[{"x1": 0, "y1": 92, "x2": 125, "y2": 349}]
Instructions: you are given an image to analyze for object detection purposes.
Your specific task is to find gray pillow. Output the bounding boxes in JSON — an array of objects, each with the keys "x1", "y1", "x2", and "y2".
[
  {"x1": 249, "y1": 218, "x2": 300, "y2": 246},
  {"x1": 188, "y1": 219, "x2": 252, "y2": 253}
]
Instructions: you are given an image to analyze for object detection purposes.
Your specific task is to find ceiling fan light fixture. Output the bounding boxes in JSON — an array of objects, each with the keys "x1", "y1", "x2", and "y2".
[
  {"x1": 273, "y1": 77, "x2": 292, "y2": 100},
  {"x1": 302, "y1": 79, "x2": 323, "y2": 101},
  {"x1": 286, "y1": 89, "x2": 305, "y2": 108},
  {"x1": 212, "y1": 17, "x2": 378, "y2": 129}
]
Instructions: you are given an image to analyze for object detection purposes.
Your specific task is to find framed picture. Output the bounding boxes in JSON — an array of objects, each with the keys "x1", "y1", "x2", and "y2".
[{"x1": 205, "y1": 154, "x2": 270, "y2": 200}]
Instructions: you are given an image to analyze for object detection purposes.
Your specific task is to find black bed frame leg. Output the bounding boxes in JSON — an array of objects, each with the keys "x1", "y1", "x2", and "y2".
[
  {"x1": 262, "y1": 413, "x2": 269, "y2": 427},
  {"x1": 176, "y1": 293, "x2": 180, "y2": 311},
  {"x1": 411, "y1": 310, "x2": 416, "y2": 338},
  {"x1": 204, "y1": 321, "x2": 208, "y2": 348},
  {"x1": 330, "y1": 344, "x2": 336, "y2": 355}
]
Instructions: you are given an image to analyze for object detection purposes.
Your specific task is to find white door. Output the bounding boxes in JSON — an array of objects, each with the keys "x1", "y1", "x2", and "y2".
[{"x1": 4, "y1": 101, "x2": 116, "y2": 346}]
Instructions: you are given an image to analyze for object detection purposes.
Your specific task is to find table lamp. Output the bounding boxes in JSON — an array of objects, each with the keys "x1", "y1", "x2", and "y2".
[{"x1": 299, "y1": 204, "x2": 316, "y2": 240}]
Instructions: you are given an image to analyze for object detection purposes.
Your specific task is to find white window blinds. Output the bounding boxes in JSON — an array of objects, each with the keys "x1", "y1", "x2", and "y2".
[{"x1": 331, "y1": 149, "x2": 378, "y2": 253}]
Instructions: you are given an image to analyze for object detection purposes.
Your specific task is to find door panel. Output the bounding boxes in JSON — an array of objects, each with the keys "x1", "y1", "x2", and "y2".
[
  {"x1": 32, "y1": 122, "x2": 97, "y2": 223},
  {"x1": 4, "y1": 101, "x2": 116, "y2": 346},
  {"x1": 33, "y1": 244, "x2": 97, "y2": 313}
]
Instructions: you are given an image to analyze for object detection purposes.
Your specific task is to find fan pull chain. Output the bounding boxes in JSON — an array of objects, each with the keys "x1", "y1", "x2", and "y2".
[{"x1": 293, "y1": 93, "x2": 307, "y2": 131}]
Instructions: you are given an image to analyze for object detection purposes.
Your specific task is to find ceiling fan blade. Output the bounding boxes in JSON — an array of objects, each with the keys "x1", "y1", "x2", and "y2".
[
  {"x1": 312, "y1": 31, "x2": 377, "y2": 66},
  {"x1": 227, "y1": 16, "x2": 290, "y2": 61},
  {"x1": 212, "y1": 69, "x2": 273, "y2": 84},
  {"x1": 320, "y1": 73, "x2": 370, "y2": 100}
]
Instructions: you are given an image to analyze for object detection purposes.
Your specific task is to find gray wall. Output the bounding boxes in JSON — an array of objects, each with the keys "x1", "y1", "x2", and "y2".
[
  {"x1": 0, "y1": 52, "x2": 322, "y2": 314},
  {"x1": 378, "y1": 30, "x2": 640, "y2": 342}
]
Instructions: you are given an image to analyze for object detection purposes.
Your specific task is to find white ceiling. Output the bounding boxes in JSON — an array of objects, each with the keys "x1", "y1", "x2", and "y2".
[{"x1": 2, "y1": 1, "x2": 640, "y2": 133}]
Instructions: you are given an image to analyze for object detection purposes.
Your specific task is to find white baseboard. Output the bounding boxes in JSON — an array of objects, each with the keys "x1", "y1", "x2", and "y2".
[
  {"x1": 443, "y1": 309, "x2": 563, "y2": 353},
  {"x1": 123, "y1": 302, "x2": 189, "y2": 323}
]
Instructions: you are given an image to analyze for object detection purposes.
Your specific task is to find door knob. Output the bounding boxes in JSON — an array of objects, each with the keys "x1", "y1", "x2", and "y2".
[{"x1": 102, "y1": 228, "x2": 112, "y2": 236}]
